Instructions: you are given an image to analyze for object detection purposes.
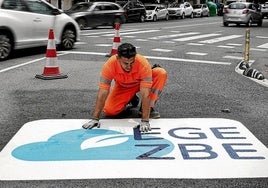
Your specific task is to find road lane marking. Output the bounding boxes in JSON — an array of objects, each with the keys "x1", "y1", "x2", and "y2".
[
  {"x1": 149, "y1": 32, "x2": 200, "y2": 40},
  {"x1": 173, "y1": 33, "x2": 221, "y2": 42},
  {"x1": 102, "y1": 30, "x2": 160, "y2": 36},
  {"x1": 186, "y1": 52, "x2": 207, "y2": 56},
  {"x1": 200, "y1": 35, "x2": 243, "y2": 44},
  {"x1": 0, "y1": 51, "x2": 232, "y2": 74},
  {"x1": 152, "y1": 49, "x2": 173, "y2": 52},
  {"x1": 258, "y1": 43, "x2": 268, "y2": 48}
]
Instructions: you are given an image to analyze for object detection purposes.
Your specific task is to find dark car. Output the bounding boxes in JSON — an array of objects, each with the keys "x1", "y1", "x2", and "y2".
[
  {"x1": 65, "y1": 2, "x2": 126, "y2": 29},
  {"x1": 116, "y1": 0, "x2": 146, "y2": 22}
]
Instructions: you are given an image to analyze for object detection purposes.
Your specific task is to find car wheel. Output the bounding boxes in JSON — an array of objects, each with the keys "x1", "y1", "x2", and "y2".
[
  {"x1": 257, "y1": 19, "x2": 262, "y2": 27},
  {"x1": 246, "y1": 18, "x2": 252, "y2": 27},
  {"x1": 77, "y1": 18, "x2": 87, "y2": 30},
  {"x1": 165, "y1": 14, "x2": 169, "y2": 21},
  {"x1": 0, "y1": 33, "x2": 13, "y2": 61},
  {"x1": 190, "y1": 12, "x2": 194, "y2": 19},
  {"x1": 60, "y1": 28, "x2": 76, "y2": 50},
  {"x1": 181, "y1": 13, "x2": 185, "y2": 19},
  {"x1": 223, "y1": 22, "x2": 229, "y2": 27},
  {"x1": 140, "y1": 14, "x2": 145, "y2": 22},
  {"x1": 153, "y1": 15, "x2": 157, "y2": 22}
]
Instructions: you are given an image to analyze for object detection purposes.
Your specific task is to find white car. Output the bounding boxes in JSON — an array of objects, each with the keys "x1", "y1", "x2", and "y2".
[
  {"x1": 0, "y1": 0, "x2": 80, "y2": 61},
  {"x1": 261, "y1": 2, "x2": 268, "y2": 18},
  {"x1": 167, "y1": 2, "x2": 194, "y2": 19},
  {"x1": 193, "y1": 4, "x2": 210, "y2": 17},
  {"x1": 145, "y1": 4, "x2": 169, "y2": 21}
]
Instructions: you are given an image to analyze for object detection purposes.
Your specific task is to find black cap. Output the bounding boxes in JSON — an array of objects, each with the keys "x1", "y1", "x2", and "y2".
[{"x1": 118, "y1": 43, "x2": 137, "y2": 58}]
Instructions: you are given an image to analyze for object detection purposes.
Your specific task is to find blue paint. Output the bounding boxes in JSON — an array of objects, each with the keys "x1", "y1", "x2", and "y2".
[{"x1": 12, "y1": 129, "x2": 174, "y2": 161}]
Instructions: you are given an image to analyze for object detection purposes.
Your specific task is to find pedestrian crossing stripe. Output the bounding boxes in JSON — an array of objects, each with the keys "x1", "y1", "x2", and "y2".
[
  {"x1": 173, "y1": 33, "x2": 221, "y2": 42},
  {"x1": 199, "y1": 35, "x2": 243, "y2": 44},
  {"x1": 258, "y1": 43, "x2": 268, "y2": 49},
  {"x1": 0, "y1": 118, "x2": 267, "y2": 180},
  {"x1": 149, "y1": 32, "x2": 199, "y2": 40}
]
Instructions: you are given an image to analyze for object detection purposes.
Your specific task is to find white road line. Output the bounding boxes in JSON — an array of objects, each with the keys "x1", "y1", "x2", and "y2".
[
  {"x1": 250, "y1": 48, "x2": 267, "y2": 52},
  {"x1": 0, "y1": 52, "x2": 232, "y2": 74},
  {"x1": 257, "y1": 43, "x2": 268, "y2": 49},
  {"x1": 187, "y1": 43, "x2": 205, "y2": 46},
  {"x1": 0, "y1": 53, "x2": 68, "y2": 73},
  {"x1": 145, "y1": 55, "x2": 231, "y2": 65},
  {"x1": 95, "y1": 44, "x2": 112, "y2": 47},
  {"x1": 149, "y1": 32, "x2": 199, "y2": 40},
  {"x1": 135, "y1": 39, "x2": 149, "y2": 41},
  {"x1": 173, "y1": 33, "x2": 221, "y2": 42},
  {"x1": 226, "y1": 43, "x2": 242, "y2": 46},
  {"x1": 186, "y1": 52, "x2": 207, "y2": 56},
  {"x1": 200, "y1": 35, "x2": 243, "y2": 44},
  {"x1": 217, "y1": 45, "x2": 235, "y2": 49},
  {"x1": 256, "y1": 36, "x2": 268, "y2": 39},
  {"x1": 223, "y1": 55, "x2": 255, "y2": 63},
  {"x1": 152, "y1": 49, "x2": 173, "y2": 52},
  {"x1": 81, "y1": 29, "x2": 140, "y2": 36},
  {"x1": 102, "y1": 30, "x2": 160, "y2": 36}
]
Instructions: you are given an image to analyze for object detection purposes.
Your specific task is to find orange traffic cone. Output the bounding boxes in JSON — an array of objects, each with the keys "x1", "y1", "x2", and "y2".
[
  {"x1": 106, "y1": 23, "x2": 121, "y2": 57},
  {"x1": 35, "y1": 29, "x2": 67, "y2": 80}
]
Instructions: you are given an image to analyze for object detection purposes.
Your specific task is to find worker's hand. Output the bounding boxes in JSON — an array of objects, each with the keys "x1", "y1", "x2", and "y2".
[
  {"x1": 139, "y1": 119, "x2": 151, "y2": 132},
  {"x1": 82, "y1": 118, "x2": 100, "y2": 129}
]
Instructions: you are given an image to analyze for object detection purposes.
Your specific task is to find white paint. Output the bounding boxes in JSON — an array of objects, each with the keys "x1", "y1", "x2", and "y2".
[
  {"x1": 250, "y1": 48, "x2": 267, "y2": 52},
  {"x1": 103, "y1": 30, "x2": 160, "y2": 37},
  {"x1": 0, "y1": 118, "x2": 267, "y2": 180},
  {"x1": 200, "y1": 35, "x2": 243, "y2": 44},
  {"x1": 186, "y1": 52, "x2": 207, "y2": 56},
  {"x1": 223, "y1": 56, "x2": 255, "y2": 63},
  {"x1": 151, "y1": 49, "x2": 173, "y2": 52},
  {"x1": 226, "y1": 43, "x2": 242, "y2": 46},
  {"x1": 149, "y1": 32, "x2": 199, "y2": 40},
  {"x1": 95, "y1": 44, "x2": 112, "y2": 47},
  {"x1": 187, "y1": 43, "x2": 205, "y2": 46},
  {"x1": 217, "y1": 45, "x2": 235, "y2": 49},
  {"x1": 258, "y1": 43, "x2": 268, "y2": 49},
  {"x1": 173, "y1": 34, "x2": 221, "y2": 42}
]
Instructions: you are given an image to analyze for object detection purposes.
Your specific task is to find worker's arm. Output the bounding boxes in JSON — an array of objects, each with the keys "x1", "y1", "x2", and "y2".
[{"x1": 92, "y1": 88, "x2": 109, "y2": 119}]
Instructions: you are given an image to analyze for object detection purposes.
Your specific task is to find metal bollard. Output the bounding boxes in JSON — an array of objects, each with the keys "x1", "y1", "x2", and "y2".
[{"x1": 244, "y1": 29, "x2": 250, "y2": 62}]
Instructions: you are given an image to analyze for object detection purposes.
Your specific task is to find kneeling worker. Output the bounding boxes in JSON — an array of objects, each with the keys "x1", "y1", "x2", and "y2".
[{"x1": 82, "y1": 43, "x2": 167, "y2": 132}]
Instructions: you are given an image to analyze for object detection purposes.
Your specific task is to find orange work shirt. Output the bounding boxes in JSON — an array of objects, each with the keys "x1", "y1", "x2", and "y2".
[{"x1": 99, "y1": 54, "x2": 152, "y2": 90}]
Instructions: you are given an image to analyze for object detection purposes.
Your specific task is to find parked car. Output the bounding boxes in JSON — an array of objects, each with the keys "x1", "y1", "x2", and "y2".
[
  {"x1": 116, "y1": 0, "x2": 146, "y2": 22},
  {"x1": 223, "y1": 2, "x2": 263, "y2": 27},
  {"x1": 261, "y1": 2, "x2": 268, "y2": 18},
  {"x1": 167, "y1": 2, "x2": 194, "y2": 19},
  {"x1": 145, "y1": 4, "x2": 169, "y2": 21},
  {"x1": 0, "y1": 0, "x2": 80, "y2": 61},
  {"x1": 65, "y1": 2, "x2": 126, "y2": 29},
  {"x1": 193, "y1": 4, "x2": 210, "y2": 17}
]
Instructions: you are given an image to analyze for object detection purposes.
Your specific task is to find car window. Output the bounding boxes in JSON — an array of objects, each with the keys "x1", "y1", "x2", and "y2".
[
  {"x1": 25, "y1": 0, "x2": 53, "y2": 15},
  {"x1": 193, "y1": 4, "x2": 202, "y2": 9},
  {"x1": 71, "y1": 3, "x2": 90, "y2": 11},
  {"x1": 145, "y1": 6, "x2": 156, "y2": 10},
  {"x1": 1, "y1": 0, "x2": 28, "y2": 11},
  {"x1": 102, "y1": 4, "x2": 120, "y2": 10},
  {"x1": 229, "y1": 3, "x2": 246, "y2": 9}
]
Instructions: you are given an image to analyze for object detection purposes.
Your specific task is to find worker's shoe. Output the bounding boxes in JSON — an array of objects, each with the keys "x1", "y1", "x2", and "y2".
[{"x1": 149, "y1": 107, "x2": 160, "y2": 119}]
